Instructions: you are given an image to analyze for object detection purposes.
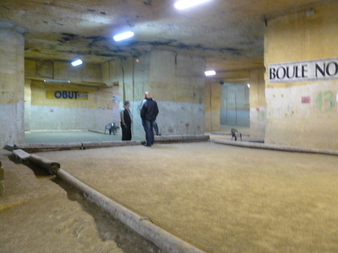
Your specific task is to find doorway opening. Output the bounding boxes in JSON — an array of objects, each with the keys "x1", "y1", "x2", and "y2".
[{"x1": 220, "y1": 81, "x2": 250, "y2": 130}]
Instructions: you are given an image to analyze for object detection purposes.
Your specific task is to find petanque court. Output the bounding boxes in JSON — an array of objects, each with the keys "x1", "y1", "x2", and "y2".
[{"x1": 1, "y1": 0, "x2": 338, "y2": 253}]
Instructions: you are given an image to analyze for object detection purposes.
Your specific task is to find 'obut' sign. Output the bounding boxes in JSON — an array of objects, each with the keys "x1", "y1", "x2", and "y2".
[
  {"x1": 46, "y1": 90, "x2": 88, "y2": 100},
  {"x1": 269, "y1": 57, "x2": 338, "y2": 83}
]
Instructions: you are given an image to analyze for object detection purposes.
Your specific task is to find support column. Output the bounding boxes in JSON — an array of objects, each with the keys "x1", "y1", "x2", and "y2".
[
  {"x1": 24, "y1": 79, "x2": 32, "y2": 131},
  {"x1": 149, "y1": 50, "x2": 206, "y2": 136},
  {"x1": 116, "y1": 50, "x2": 206, "y2": 138},
  {"x1": 0, "y1": 22, "x2": 25, "y2": 147},
  {"x1": 264, "y1": 1, "x2": 338, "y2": 149},
  {"x1": 204, "y1": 81, "x2": 221, "y2": 132},
  {"x1": 249, "y1": 69, "x2": 266, "y2": 139}
]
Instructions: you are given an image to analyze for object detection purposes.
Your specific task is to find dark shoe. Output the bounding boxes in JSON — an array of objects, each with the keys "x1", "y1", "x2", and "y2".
[{"x1": 143, "y1": 143, "x2": 151, "y2": 147}]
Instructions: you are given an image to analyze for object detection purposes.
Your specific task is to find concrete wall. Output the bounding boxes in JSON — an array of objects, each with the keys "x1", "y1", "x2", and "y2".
[
  {"x1": 0, "y1": 23, "x2": 25, "y2": 147},
  {"x1": 249, "y1": 69, "x2": 266, "y2": 138},
  {"x1": 25, "y1": 60, "x2": 119, "y2": 131},
  {"x1": 264, "y1": 1, "x2": 338, "y2": 149}
]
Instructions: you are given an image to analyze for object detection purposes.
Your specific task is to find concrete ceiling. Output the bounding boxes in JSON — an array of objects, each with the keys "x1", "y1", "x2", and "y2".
[{"x1": 0, "y1": 0, "x2": 325, "y2": 76}]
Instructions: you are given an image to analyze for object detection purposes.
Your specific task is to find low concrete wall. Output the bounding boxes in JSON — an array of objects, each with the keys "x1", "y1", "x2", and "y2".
[
  {"x1": 214, "y1": 139, "x2": 338, "y2": 156},
  {"x1": 155, "y1": 134, "x2": 210, "y2": 143},
  {"x1": 12, "y1": 135, "x2": 210, "y2": 152}
]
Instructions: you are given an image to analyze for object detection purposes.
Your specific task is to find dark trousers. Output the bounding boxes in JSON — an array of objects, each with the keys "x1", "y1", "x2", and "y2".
[
  {"x1": 121, "y1": 125, "x2": 132, "y2": 141},
  {"x1": 153, "y1": 121, "x2": 159, "y2": 135},
  {"x1": 142, "y1": 119, "x2": 154, "y2": 145}
]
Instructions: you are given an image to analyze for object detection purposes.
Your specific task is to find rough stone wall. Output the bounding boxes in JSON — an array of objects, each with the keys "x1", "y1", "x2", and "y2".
[
  {"x1": 0, "y1": 23, "x2": 25, "y2": 147},
  {"x1": 149, "y1": 50, "x2": 206, "y2": 136},
  {"x1": 249, "y1": 69, "x2": 266, "y2": 138},
  {"x1": 264, "y1": 2, "x2": 338, "y2": 149},
  {"x1": 114, "y1": 50, "x2": 206, "y2": 137}
]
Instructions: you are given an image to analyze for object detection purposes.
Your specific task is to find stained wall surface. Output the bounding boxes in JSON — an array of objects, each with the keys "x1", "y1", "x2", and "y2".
[{"x1": 264, "y1": 2, "x2": 338, "y2": 149}]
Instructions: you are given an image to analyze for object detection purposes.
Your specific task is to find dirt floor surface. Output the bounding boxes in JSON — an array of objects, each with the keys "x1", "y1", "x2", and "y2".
[
  {"x1": 1, "y1": 140, "x2": 338, "y2": 252},
  {"x1": 0, "y1": 149, "x2": 162, "y2": 253}
]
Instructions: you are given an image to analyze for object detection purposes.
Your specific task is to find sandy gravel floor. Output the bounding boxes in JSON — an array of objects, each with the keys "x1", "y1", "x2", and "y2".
[
  {"x1": 0, "y1": 150, "x2": 162, "y2": 253},
  {"x1": 25, "y1": 141, "x2": 338, "y2": 253}
]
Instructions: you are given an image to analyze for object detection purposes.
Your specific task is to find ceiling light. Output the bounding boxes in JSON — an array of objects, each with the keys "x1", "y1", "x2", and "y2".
[
  {"x1": 71, "y1": 59, "x2": 83, "y2": 66},
  {"x1": 205, "y1": 70, "x2": 216, "y2": 76},
  {"x1": 113, "y1": 31, "x2": 134, "y2": 41},
  {"x1": 174, "y1": 0, "x2": 211, "y2": 10}
]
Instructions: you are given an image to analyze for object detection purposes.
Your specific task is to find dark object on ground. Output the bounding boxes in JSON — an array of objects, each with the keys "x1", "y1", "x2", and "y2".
[
  {"x1": 105, "y1": 123, "x2": 119, "y2": 135},
  {"x1": 231, "y1": 128, "x2": 242, "y2": 141}
]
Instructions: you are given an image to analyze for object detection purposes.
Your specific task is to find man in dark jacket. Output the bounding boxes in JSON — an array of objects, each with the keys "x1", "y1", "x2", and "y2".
[
  {"x1": 120, "y1": 101, "x2": 132, "y2": 141},
  {"x1": 140, "y1": 92, "x2": 159, "y2": 146}
]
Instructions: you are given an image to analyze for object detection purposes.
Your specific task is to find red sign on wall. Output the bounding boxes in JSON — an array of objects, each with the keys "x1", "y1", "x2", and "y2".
[{"x1": 301, "y1": 96, "x2": 311, "y2": 104}]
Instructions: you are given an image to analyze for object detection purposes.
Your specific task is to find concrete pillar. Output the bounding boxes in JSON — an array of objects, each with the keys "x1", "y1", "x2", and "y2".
[
  {"x1": 0, "y1": 161, "x2": 3, "y2": 195},
  {"x1": 204, "y1": 81, "x2": 221, "y2": 132},
  {"x1": 149, "y1": 50, "x2": 206, "y2": 136},
  {"x1": 249, "y1": 69, "x2": 266, "y2": 139},
  {"x1": 117, "y1": 50, "x2": 206, "y2": 138},
  {"x1": 264, "y1": 1, "x2": 338, "y2": 149},
  {"x1": 0, "y1": 22, "x2": 25, "y2": 147},
  {"x1": 116, "y1": 54, "x2": 151, "y2": 138},
  {"x1": 24, "y1": 79, "x2": 32, "y2": 131}
]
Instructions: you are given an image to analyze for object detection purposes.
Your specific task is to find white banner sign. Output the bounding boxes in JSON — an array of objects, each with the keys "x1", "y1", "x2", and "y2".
[{"x1": 269, "y1": 57, "x2": 338, "y2": 83}]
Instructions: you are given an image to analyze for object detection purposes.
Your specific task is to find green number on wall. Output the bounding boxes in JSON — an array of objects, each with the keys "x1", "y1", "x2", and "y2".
[
  {"x1": 315, "y1": 92, "x2": 323, "y2": 111},
  {"x1": 315, "y1": 91, "x2": 336, "y2": 112},
  {"x1": 323, "y1": 91, "x2": 335, "y2": 112}
]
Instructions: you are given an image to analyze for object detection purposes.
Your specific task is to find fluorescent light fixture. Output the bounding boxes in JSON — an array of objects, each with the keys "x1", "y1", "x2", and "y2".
[
  {"x1": 71, "y1": 59, "x2": 83, "y2": 66},
  {"x1": 44, "y1": 79, "x2": 70, "y2": 83},
  {"x1": 205, "y1": 70, "x2": 216, "y2": 76},
  {"x1": 174, "y1": 0, "x2": 211, "y2": 10},
  {"x1": 247, "y1": 83, "x2": 250, "y2": 88},
  {"x1": 113, "y1": 31, "x2": 134, "y2": 41}
]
